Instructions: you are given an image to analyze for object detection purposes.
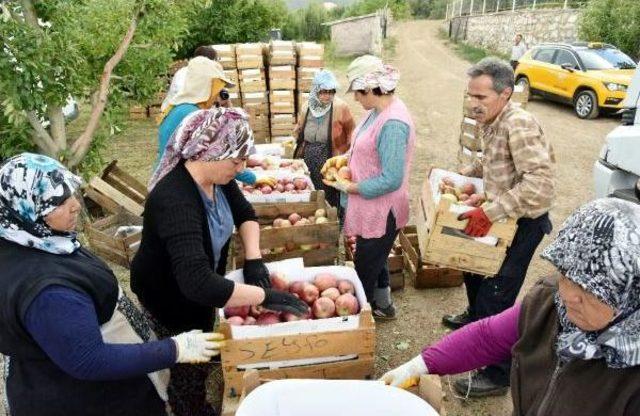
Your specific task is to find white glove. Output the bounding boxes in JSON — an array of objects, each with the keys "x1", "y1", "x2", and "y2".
[
  {"x1": 379, "y1": 355, "x2": 429, "y2": 389},
  {"x1": 171, "y1": 330, "x2": 225, "y2": 364}
]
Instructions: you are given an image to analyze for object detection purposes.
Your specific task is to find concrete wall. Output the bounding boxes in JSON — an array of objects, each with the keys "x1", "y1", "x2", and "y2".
[
  {"x1": 449, "y1": 9, "x2": 580, "y2": 56},
  {"x1": 329, "y1": 14, "x2": 384, "y2": 56}
]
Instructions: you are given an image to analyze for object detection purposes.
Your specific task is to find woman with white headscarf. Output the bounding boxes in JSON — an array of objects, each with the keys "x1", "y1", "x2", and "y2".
[
  {"x1": 323, "y1": 55, "x2": 416, "y2": 320},
  {"x1": 293, "y1": 70, "x2": 354, "y2": 209},
  {"x1": 381, "y1": 198, "x2": 640, "y2": 415},
  {"x1": 0, "y1": 153, "x2": 225, "y2": 416}
]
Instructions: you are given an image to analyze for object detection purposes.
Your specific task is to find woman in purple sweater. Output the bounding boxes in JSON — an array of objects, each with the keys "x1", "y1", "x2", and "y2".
[{"x1": 382, "y1": 198, "x2": 640, "y2": 416}]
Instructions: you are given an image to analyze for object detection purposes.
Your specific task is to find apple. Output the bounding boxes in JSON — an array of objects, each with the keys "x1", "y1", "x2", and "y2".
[
  {"x1": 314, "y1": 209, "x2": 326, "y2": 218},
  {"x1": 337, "y1": 166, "x2": 351, "y2": 180},
  {"x1": 315, "y1": 217, "x2": 328, "y2": 224},
  {"x1": 288, "y1": 213, "x2": 301, "y2": 225},
  {"x1": 293, "y1": 178, "x2": 308, "y2": 190}
]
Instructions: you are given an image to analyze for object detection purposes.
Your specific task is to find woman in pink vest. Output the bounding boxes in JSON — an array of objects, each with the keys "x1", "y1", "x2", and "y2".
[{"x1": 323, "y1": 55, "x2": 416, "y2": 320}]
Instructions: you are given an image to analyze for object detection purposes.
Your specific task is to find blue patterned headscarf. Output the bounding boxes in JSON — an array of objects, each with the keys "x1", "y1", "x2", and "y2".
[
  {"x1": 0, "y1": 153, "x2": 82, "y2": 254},
  {"x1": 308, "y1": 70, "x2": 339, "y2": 118},
  {"x1": 542, "y1": 198, "x2": 640, "y2": 368}
]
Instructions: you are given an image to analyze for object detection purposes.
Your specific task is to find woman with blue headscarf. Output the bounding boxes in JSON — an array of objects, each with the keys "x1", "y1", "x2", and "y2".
[
  {"x1": 294, "y1": 69, "x2": 355, "y2": 209},
  {"x1": 0, "y1": 153, "x2": 226, "y2": 416}
]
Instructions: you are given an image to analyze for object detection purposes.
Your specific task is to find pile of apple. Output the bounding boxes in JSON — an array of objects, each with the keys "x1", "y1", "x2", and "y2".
[
  {"x1": 242, "y1": 177, "x2": 310, "y2": 196},
  {"x1": 246, "y1": 155, "x2": 306, "y2": 173},
  {"x1": 322, "y1": 156, "x2": 351, "y2": 182},
  {"x1": 438, "y1": 177, "x2": 486, "y2": 207},
  {"x1": 260, "y1": 209, "x2": 332, "y2": 254},
  {"x1": 224, "y1": 272, "x2": 361, "y2": 325}
]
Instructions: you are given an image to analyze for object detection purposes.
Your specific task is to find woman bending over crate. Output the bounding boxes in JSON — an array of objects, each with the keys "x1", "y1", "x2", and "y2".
[
  {"x1": 0, "y1": 153, "x2": 228, "y2": 416},
  {"x1": 131, "y1": 107, "x2": 307, "y2": 416},
  {"x1": 381, "y1": 199, "x2": 640, "y2": 415},
  {"x1": 323, "y1": 55, "x2": 416, "y2": 320}
]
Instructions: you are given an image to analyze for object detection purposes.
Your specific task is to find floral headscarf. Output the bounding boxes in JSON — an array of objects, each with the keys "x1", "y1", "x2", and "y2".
[
  {"x1": 0, "y1": 153, "x2": 82, "y2": 254},
  {"x1": 346, "y1": 55, "x2": 399, "y2": 93},
  {"x1": 541, "y1": 198, "x2": 640, "y2": 368},
  {"x1": 308, "y1": 70, "x2": 339, "y2": 118},
  {"x1": 149, "y1": 107, "x2": 254, "y2": 191}
]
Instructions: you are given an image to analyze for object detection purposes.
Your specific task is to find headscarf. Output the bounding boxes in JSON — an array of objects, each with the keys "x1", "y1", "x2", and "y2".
[
  {"x1": 308, "y1": 70, "x2": 339, "y2": 118},
  {"x1": 346, "y1": 54, "x2": 399, "y2": 93},
  {"x1": 541, "y1": 198, "x2": 640, "y2": 368},
  {"x1": 149, "y1": 107, "x2": 254, "y2": 191},
  {"x1": 159, "y1": 57, "x2": 235, "y2": 123},
  {"x1": 0, "y1": 153, "x2": 82, "y2": 254}
]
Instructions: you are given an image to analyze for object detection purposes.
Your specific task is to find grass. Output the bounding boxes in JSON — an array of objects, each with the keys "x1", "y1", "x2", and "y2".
[{"x1": 437, "y1": 28, "x2": 509, "y2": 63}]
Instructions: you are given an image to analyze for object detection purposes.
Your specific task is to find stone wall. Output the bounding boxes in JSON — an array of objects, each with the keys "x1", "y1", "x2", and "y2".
[
  {"x1": 328, "y1": 13, "x2": 384, "y2": 56},
  {"x1": 449, "y1": 9, "x2": 580, "y2": 56}
]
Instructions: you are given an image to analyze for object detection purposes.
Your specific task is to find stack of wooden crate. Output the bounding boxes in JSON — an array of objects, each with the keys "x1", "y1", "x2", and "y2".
[
  {"x1": 268, "y1": 41, "x2": 297, "y2": 142},
  {"x1": 236, "y1": 43, "x2": 270, "y2": 143},
  {"x1": 295, "y1": 42, "x2": 324, "y2": 114},
  {"x1": 212, "y1": 44, "x2": 241, "y2": 107}
]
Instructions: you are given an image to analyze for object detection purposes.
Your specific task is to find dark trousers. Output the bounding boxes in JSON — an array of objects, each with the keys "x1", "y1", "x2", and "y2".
[
  {"x1": 354, "y1": 212, "x2": 399, "y2": 303},
  {"x1": 510, "y1": 60, "x2": 519, "y2": 70},
  {"x1": 464, "y1": 213, "x2": 552, "y2": 385}
]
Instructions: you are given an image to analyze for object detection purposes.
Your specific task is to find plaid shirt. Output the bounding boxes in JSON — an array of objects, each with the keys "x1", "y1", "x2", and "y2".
[{"x1": 461, "y1": 102, "x2": 555, "y2": 222}]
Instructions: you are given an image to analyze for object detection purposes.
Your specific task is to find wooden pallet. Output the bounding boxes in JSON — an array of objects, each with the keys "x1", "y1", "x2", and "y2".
[
  {"x1": 218, "y1": 305, "x2": 375, "y2": 401},
  {"x1": 344, "y1": 238, "x2": 405, "y2": 291},
  {"x1": 84, "y1": 210, "x2": 142, "y2": 268},
  {"x1": 232, "y1": 191, "x2": 339, "y2": 267},
  {"x1": 84, "y1": 160, "x2": 147, "y2": 217},
  {"x1": 399, "y1": 226, "x2": 463, "y2": 288},
  {"x1": 414, "y1": 168, "x2": 518, "y2": 276}
]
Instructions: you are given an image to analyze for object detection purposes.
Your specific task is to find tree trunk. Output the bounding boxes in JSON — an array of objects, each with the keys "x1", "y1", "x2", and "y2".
[{"x1": 68, "y1": 2, "x2": 146, "y2": 168}]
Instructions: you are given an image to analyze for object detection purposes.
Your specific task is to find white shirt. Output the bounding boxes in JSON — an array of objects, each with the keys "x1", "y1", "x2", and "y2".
[
  {"x1": 160, "y1": 67, "x2": 187, "y2": 111},
  {"x1": 510, "y1": 43, "x2": 528, "y2": 61}
]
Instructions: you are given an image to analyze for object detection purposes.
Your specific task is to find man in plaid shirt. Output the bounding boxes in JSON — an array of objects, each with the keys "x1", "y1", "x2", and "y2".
[{"x1": 442, "y1": 57, "x2": 555, "y2": 397}]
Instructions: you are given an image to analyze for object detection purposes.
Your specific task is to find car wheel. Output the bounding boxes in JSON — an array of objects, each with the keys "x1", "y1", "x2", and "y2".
[
  {"x1": 515, "y1": 76, "x2": 531, "y2": 100},
  {"x1": 574, "y1": 90, "x2": 600, "y2": 119}
]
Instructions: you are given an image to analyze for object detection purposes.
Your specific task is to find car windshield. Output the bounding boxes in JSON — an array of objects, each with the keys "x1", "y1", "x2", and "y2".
[{"x1": 577, "y1": 48, "x2": 637, "y2": 70}]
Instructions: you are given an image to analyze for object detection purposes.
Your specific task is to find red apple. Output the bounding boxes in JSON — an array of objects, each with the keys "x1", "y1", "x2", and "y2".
[
  {"x1": 289, "y1": 281, "x2": 305, "y2": 297},
  {"x1": 270, "y1": 272, "x2": 289, "y2": 291},
  {"x1": 227, "y1": 316, "x2": 245, "y2": 326},
  {"x1": 321, "y1": 287, "x2": 340, "y2": 301},
  {"x1": 288, "y1": 213, "x2": 301, "y2": 225},
  {"x1": 337, "y1": 279, "x2": 355, "y2": 295},
  {"x1": 314, "y1": 273, "x2": 338, "y2": 291},
  {"x1": 301, "y1": 283, "x2": 319, "y2": 305},
  {"x1": 293, "y1": 178, "x2": 308, "y2": 190},
  {"x1": 335, "y1": 293, "x2": 359, "y2": 316},
  {"x1": 284, "y1": 183, "x2": 296, "y2": 192},
  {"x1": 256, "y1": 312, "x2": 281, "y2": 325},
  {"x1": 312, "y1": 297, "x2": 336, "y2": 319},
  {"x1": 224, "y1": 305, "x2": 250, "y2": 319},
  {"x1": 243, "y1": 316, "x2": 257, "y2": 325}
]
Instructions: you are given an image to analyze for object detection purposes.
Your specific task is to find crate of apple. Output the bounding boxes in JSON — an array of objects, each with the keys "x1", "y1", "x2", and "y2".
[
  {"x1": 438, "y1": 177, "x2": 486, "y2": 207},
  {"x1": 242, "y1": 177, "x2": 311, "y2": 196},
  {"x1": 223, "y1": 272, "x2": 360, "y2": 325}
]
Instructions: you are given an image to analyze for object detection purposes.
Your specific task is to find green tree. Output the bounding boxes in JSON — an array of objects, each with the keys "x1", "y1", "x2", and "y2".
[
  {"x1": 342, "y1": 0, "x2": 411, "y2": 20},
  {"x1": 409, "y1": 0, "x2": 432, "y2": 17},
  {"x1": 0, "y1": 0, "x2": 186, "y2": 169},
  {"x1": 579, "y1": 0, "x2": 640, "y2": 59},
  {"x1": 177, "y1": 0, "x2": 289, "y2": 59},
  {"x1": 428, "y1": 0, "x2": 448, "y2": 19},
  {"x1": 282, "y1": 2, "x2": 331, "y2": 41}
]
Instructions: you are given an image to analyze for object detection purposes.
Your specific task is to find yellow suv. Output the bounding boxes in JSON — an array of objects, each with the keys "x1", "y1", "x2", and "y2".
[{"x1": 515, "y1": 42, "x2": 636, "y2": 119}]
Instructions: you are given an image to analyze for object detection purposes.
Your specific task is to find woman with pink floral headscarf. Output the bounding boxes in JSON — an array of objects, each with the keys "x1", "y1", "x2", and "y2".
[
  {"x1": 323, "y1": 55, "x2": 416, "y2": 320},
  {"x1": 132, "y1": 107, "x2": 307, "y2": 416}
]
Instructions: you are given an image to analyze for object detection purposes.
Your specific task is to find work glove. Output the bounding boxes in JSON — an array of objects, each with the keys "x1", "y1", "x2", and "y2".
[
  {"x1": 322, "y1": 178, "x2": 352, "y2": 193},
  {"x1": 235, "y1": 169, "x2": 256, "y2": 185},
  {"x1": 379, "y1": 355, "x2": 429, "y2": 389},
  {"x1": 243, "y1": 258, "x2": 271, "y2": 289},
  {"x1": 172, "y1": 330, "x2": 225, "y2": 364},
  {"x1": 458, "y1": 207, "x2": 492, "y2": 237},
  {"x1": 262, "y1": 288, "x2": 309, "y2": 316},
  {"x1": 321, "y1": 155, "x2": 348, "y2": 175}
]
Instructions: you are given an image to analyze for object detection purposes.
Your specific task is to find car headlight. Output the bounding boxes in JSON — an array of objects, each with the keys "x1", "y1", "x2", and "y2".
[{"x1": 604, "y1": 82, "x2": 628, "y2": 92}]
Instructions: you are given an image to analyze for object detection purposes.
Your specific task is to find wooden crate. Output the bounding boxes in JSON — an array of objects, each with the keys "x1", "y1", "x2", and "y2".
[
  {"x1": 222, "y1": 370, "x2": 447, "y2": 416},
  {"x1": 129, "y1": 105, "x2": 148, "y2": 119},
  {"x1": 232, "y1": 191, "x2": 339, "y2": 267},
  {"x1": 85, "y1": 210, "x2": 142, "y2": 268},
  {"x1": 212, "y1": 44, "x2": 237, "y2": 70},
  {"x1": 270, "y1": 90, "x2": 295, "y2": 114},
  {"x1": 297, "y1": 67, "x2": 321, "y2": 93},
  {"x1": 296, "y1": 42, "x2": 324, "y2": 68},
  {"x1": 223, "y1": 69, "x2": 240, "y2": 93},
  {"x1": 218, "y1": 305, "x2": 375, "y2": 400},
  {"x1": 414, "y1": 168, "x2": 518, "y2": 276},
  {"x1": 344, "y1": 238, "x2": 405, "y2": 291},
  {"x1": 399, "y1": 226, "x2": 463, "y2": 288},
  {"x1": 84, "y1": 160, "x2": 147, "y2": 217},
  {"x1": 236, "y1": 43, "x2": 264, "y2": 69}
]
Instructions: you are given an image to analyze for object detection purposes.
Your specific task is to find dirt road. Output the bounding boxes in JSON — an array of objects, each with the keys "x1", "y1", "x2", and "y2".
[{"x1": 354, "y1": 20, "x2": 620, "y2": 416}]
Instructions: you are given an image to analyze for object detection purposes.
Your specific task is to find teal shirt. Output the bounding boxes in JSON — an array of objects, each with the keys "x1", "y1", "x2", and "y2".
[
  {"x1": 156, "y1": 103, "x2": 256, "y2": 185},
  {"x1": 355, "y1": 111, "x2": 409, "y2": 199}
]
